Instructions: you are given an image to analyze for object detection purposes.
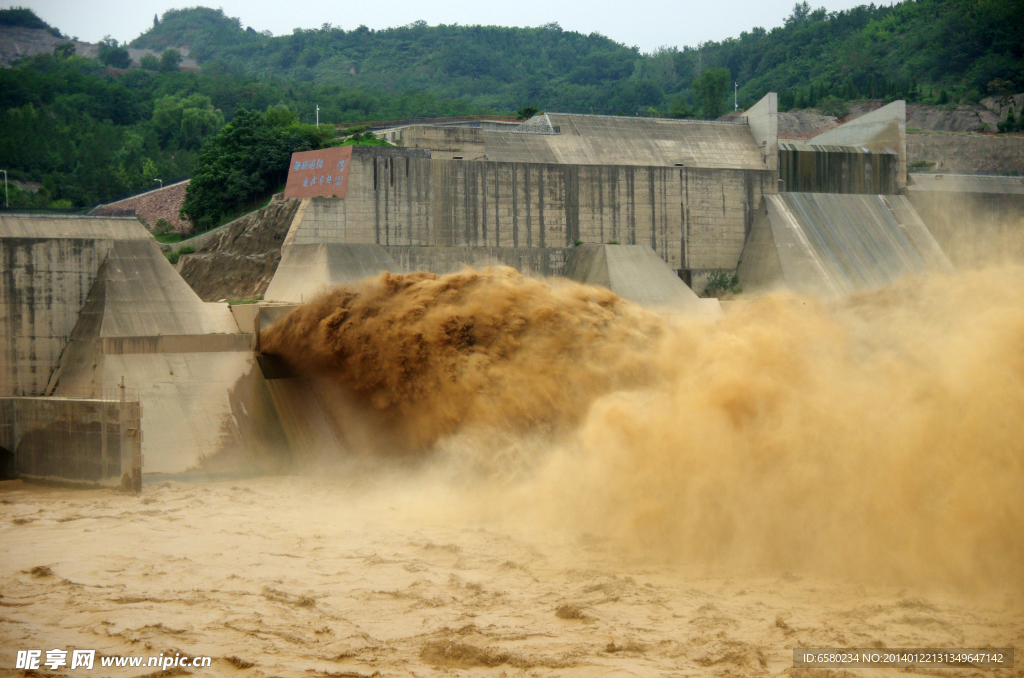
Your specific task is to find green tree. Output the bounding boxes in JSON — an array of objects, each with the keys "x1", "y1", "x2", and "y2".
[
  {"x1": 669, "y1": 95, "x2": 696, "y2": 118},
  {"x1": 98, "y1": 36, "x2": 131, "y2": 68},
  {"x1": 159, "y1": 49, "x2": 183, "y2": 72},
  {"x1": 786, "y1": 1, "x2": 812, "y2": 25},
  {"x1": 152, "y1": 94, "x2": 224, "y2": 149},
  {"x1": 998, "y1": 107, "x2": 1018, "y2": 133},
  {"x1": 516, "y1": 106, "x2": 540, "y2": 120},
  {"x1": 140, "y1": 53, "x2": 159, "y2": 70},
  {"x1": 179, "y1": 108, "x2": 329, "y2": 229},
  {"x1": 181, "y1": 106, "x2": 225, "y2": 149},
  {"x1": 0, "y1": 7, "x2": 61, "y2": 36},
  {"x1": 693, "y1": 67, "x2": 730, "y2": 118},
  {"x1": 987, "y1": 78, "x2": 1015, "y2": 113},
  {"x1": 263, "y1": 103, "x2": 298, "y2": 127},
  {"x1": 818, "y1": 95, "x2": 850, "y2": 118},
  {"x1": 53, "y1": 42, "x2": 75, "y2": 59}
]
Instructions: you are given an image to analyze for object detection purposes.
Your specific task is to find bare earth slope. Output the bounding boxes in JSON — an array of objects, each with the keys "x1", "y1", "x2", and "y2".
[
  {"x1": 0, "y1": 27, "x2": 96, "y2": 66},
  {"x1": 0, "y1": 26, "x2": 199, "y2": 67},
  {"x1": 779, "y1": 96, "x2": 1024, "y2": 136},
  {"x1": 178, "y1": 198, "x2": 300, "y2": 301},
  {"x1": 777, "y1": 110, "x2": 837, "y2": 135}
]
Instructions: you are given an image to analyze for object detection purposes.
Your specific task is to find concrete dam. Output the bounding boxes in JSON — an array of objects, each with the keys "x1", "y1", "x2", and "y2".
[{"x1": 0, "y1": 94, "x2": 1001, "y2": 483}]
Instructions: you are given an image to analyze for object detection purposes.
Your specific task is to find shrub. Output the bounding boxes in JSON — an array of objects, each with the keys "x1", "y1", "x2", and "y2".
[
  {"x1": 516, "y1": 106, "x2": 539, "y2": 120},
  {"x1": 98, "y1": 37, "x2": 131, "y2": 68},
  {"x1": 140, "y1": 54, "x2": 159, "y2": 71},
  {"x1": 166, "y1": 244, "x2": 194, "y2": 265},
  {"x1": 53, "y1": 43, "x2": 75, "y2": 59},
  {"x1": 998, "y1": 107, "x2": 1019, "y2": 133},
  {"x1": 693, "y1": 68, "x2": 730, "y2": 119},
  {"x1": 704, "y1": 269, "x2": 742, "y2": 297},
  {"x1": 334, "y1": 125, "x2": 382, "y2": 145},
  {"x1": 153, "y1": 218, "x2": 173, "y2": 235},
  {"x1": 669, "y1": 97, "x2": 696, "y2": 119},
  {"x1": 818, "y1": 95, "x2": 850, "y2": 118},
  {"x1": 159, "y1": 49, "x2": 182, "y2": 72}
]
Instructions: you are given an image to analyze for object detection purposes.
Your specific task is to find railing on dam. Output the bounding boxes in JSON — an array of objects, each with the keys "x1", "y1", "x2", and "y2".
[{"x1": 336, "y1": 114, "x2": 520, "y2": 131}]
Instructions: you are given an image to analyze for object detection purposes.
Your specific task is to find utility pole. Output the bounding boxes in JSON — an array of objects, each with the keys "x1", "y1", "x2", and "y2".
[
  {"x1": 1, "y1": 170, "x2": 6, "y2": 208},
  {"x1": 735, "y1": 82, "x2": 738, "y2": 111},
  {"x1": 316, "y1": 104, "x2": 319, "y2": 127}
]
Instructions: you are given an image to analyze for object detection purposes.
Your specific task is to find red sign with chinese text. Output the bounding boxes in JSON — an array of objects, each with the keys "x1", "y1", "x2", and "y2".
[{"x1": 283, "y1": 146, "x2": 353, "y2": 199}]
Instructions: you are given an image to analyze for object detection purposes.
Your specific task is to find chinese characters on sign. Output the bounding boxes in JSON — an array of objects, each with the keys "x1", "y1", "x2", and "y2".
[{"x1": 283, "y1": 146, "x2": 354, "y2": 199}]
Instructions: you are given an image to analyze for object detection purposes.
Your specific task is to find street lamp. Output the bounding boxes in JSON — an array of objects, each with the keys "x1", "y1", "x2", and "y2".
[
  {"x1": 154, "y1": 178, "x2": 162, "y2": 189},
  {"x1": 316, "y1": 104, "x2": 320, "y2": 127},
  {"x1": 734, "y1": 82, "x2": 738, "y2": 111},
  {"x1": 1, "y1": 170, "x2": 6, "y2": 208}
]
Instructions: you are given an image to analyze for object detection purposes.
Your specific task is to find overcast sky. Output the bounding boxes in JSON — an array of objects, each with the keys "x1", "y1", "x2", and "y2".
[{"x1": 25, "y1": 0, "x2": 885, "y2": 54}]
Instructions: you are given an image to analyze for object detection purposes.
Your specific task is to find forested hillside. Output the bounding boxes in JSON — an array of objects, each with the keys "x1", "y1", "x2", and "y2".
[
  {"x1": 0, "y1": 0, "x2": 1021, "y2": 213},
  {"x1": 0, "y1": 6, "x2": 63, "y2": 36},
  {"x1": 130, "y1": 0, "x2": 1023, "y2": 115},
  {"x1": 0, "y1": 45, "x2": 474, "y2": 209}
]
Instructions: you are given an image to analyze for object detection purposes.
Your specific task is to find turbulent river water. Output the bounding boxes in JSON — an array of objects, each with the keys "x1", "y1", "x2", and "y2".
[{"x1": 2, "y1": 264, "x2": 1023, "y2": 677}]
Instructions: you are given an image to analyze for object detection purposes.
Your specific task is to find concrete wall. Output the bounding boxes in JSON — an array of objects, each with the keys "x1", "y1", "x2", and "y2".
[
  {"x1": 264, "y1": 243, "x2": 401, "y2": 303},
  {"x1": 0, "y1": 396, "x2": 140, "y2": 486},
  {"x1": 562, "y1": 244, "x2": 716, "y2": 313},
  {"x1": 0, "y1": 220, "x2": 290, "y2": 476},
  {"x1": 100, "y1": 334, "x2": 253, "y2": 355},
  {"x1": 810, "y1": 100, "x2": 907, "y2": 188},
  {"x1": 386, "y1": 126, "x2": 486, "y2": 160},
  {"x1": 284, "y1": 148, "x2": 775, "y2": 294},
  {"x1": 429, "y1": 161, "x2": 773, "y2": 289},
  {"x1": 388, "y1": 245, "x2": 569, "y2": 277},
  {"x1": 737, "y1": 193, "x2": 953, "y2": 298},
  {"x1": 1, "y1": 237, "x2": 106, "y2": 395},
  {"x1": 907, "y1": 174, "x2": 1024, "y2": 266},
  {"x1": 392, "y1": 115, "x2": 769, "y2": 170},
  {"x1": 51, "y1": 259, "x2": 285, "y2": 474},
  {"x1": 287, "y1": 148, "x2": 434, "y2": 247},
  {"x1": 747, "y1": 93, "x2": 779, "y2": 171},
  {"x1": 487, "y1": 115, "x2": 769, "y2": 170},
  {"x1": 0, "y1": 216, "x2": 148, "y2": 396},
  {"x1": 778, "y1": 146, "x2": 899, "y2": 194}
]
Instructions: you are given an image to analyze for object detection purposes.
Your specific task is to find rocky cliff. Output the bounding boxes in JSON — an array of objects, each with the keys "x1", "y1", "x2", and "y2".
[{"x1": 178, "y1": 198, "x2": 301, "y2": 302}]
